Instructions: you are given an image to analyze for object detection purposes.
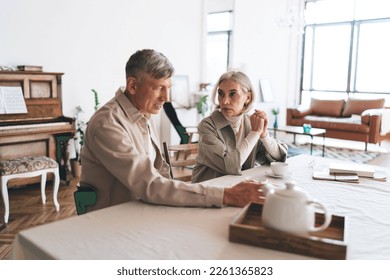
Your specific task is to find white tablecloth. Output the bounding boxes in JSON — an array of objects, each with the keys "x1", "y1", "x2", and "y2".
[{"x1": 12, "y1": 155, "x2": 390, "y2": 260}]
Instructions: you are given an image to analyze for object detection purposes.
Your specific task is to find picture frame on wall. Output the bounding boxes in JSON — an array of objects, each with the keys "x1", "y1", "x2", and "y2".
[
  {"x1": 259, "y1": 79, "x2": 274, "y2": 102},
  {"x1": 170, "y1": 75, "x2": 190, "y2": 108}
]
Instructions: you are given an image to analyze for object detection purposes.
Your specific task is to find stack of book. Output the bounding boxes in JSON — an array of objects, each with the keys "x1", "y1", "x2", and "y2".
[
  {"x1": 17, "y1": 65, "x2": 43, "y2": 71},
  {"x1": 312, "y1": 162, "x2": 387, "y2": 182},
  {"x1": 328, "y1": 162, "x2": 375, "y2": 178},
  {"x1": 312, "y1": 171, "x2": 359, "y2": 183}
]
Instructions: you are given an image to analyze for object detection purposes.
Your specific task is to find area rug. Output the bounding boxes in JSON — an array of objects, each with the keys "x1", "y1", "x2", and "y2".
[{"x1": 286, "y1": 143, "x2": 382, "y2": 164}]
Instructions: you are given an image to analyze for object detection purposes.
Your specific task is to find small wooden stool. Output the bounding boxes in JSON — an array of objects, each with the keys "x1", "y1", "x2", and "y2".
[{"x1": 0, "y1": 156, "x2": 60, "y2": 223}]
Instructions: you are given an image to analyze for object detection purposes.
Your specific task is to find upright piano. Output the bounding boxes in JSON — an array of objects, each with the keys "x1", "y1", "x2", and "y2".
[{"x1": 0, "y1": 70, "x2": 76, "y2": 187}]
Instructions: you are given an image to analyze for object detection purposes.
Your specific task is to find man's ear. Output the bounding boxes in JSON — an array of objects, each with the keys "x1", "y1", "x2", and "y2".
[{"x1": 126, "y1": 77, "x2": 137, "y2": 95}]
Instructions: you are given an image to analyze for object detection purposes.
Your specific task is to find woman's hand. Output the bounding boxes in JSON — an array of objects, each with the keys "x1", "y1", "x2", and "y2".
[{"x1": 250, "y1": 110, "x2": 268, "y2": 138}]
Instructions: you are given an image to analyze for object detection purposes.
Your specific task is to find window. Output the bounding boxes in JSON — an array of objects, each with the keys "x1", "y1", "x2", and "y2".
[
  {"x1": 206, "y1": 11, "x2": 233, "y2": 84},
  {"x1": 301, "y1": 0, "x2": 390, "y2": 105}
]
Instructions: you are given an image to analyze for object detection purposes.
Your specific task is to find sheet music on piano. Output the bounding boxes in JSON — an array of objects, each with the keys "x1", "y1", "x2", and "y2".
[{"x1": 0, "y1": 86, "x2": 28, "y2": 114}]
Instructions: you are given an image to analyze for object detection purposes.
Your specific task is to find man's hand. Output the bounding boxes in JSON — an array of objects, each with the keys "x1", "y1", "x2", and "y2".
[{"x1": 223, "y1": 181, "x2": 266, "y2": 207}]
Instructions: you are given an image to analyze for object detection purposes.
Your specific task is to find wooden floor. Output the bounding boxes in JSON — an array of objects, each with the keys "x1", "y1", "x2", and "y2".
[
  {"x1": 0, "y1": 178, "x2": 79, "y2": 260},
  {"x1": 0, "y1": 138, "x2": 389, "y2": 260}
]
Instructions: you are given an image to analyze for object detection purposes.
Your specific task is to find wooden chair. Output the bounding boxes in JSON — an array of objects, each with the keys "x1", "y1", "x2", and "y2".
[{"x1": 163, "y1": 142, "x2": 198, "y2": 182}]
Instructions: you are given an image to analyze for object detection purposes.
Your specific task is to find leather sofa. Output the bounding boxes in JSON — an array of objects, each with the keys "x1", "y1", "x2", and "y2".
[{"x1": 286, "y1": 98, "x2": 390, "y2": 150}]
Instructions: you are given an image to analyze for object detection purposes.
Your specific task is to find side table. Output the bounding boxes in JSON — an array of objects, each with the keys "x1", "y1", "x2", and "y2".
[{"x1": 272, "y1": 126, "x2": 326, "y2": 157}]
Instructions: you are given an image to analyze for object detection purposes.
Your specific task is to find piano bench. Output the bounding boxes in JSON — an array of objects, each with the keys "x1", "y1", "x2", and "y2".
[{"x1": 0, "y1": 156, "x2": 60, "y2": 224}]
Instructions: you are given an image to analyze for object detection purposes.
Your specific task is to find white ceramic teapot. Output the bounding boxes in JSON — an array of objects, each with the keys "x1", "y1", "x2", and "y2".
[{"x1": 262, "y1": 181, "x2": 331, "y2": 235}]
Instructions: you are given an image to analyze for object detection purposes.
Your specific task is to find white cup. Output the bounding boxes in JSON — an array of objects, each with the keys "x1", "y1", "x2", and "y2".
[{"x1": 270, "y1": 162, "x2": 289, "y2": 176}]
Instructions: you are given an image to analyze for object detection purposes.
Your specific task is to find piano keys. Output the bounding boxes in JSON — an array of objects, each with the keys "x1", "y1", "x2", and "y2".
[{"x1": 0, "y1": 70, "x2": 76, "y2": 187}]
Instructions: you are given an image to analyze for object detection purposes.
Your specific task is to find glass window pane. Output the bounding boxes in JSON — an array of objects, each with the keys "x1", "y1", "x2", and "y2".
[
  {"x1": 207, "y1": 33, "x2": 229, "y2": 84},
  {"x1": 311, "y1": 91, "x2": 348, "y2": 100},
  {"x1": 354, "y1": 0, "x2": 390, "y2": 20},
  {"x1": 301, "y1": 90, "x2": 348, "y2": 106},
  {"x1": 305, "y1": 0, "x2": 354, "y2": 24},
  {"x1": 207, "y1": 12, "x2": 232, "y2": 32},
  {"x1": 312, "y1": 24, "x2": 352, "y2": 91},
  {"x1": 304, "y1": 2, "x2": 316, "y2": 25},
  {"x1": 351, "y1": 92, "x2": 390, "y2": 105},
  {"x1": 300, "y1": 90, "x2": 312, "y2": 107},
  {"x1": 355, "y1": 21, "x2": 390, "y2": 92}
]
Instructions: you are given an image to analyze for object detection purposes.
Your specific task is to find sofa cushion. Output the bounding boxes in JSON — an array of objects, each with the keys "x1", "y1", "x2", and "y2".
[
  {"x1": 341, "y1": 98, "x2": 385, "y2": 117},
  {"x1": 291, "y1": 107, "x2": 312, "y2": 118},
  {"x1": 310, "y1": 98, "x2": 345, "y2": 117},
  {"x1": 299, "y1": 115, "x2": 369, "y2": 133}
]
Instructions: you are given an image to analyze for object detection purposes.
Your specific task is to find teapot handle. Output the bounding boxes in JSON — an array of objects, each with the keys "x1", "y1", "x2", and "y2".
[{"x1": 308, "y1": 200, "x2": 332, "y2": 232}]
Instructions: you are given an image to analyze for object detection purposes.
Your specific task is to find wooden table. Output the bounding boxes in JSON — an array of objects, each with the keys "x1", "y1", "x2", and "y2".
[{"x1": 273, "y1": 126, "x2": 326, "y2": 156}]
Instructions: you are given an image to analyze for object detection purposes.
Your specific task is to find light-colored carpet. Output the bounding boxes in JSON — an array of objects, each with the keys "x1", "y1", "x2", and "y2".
[{"x1": 287, "y1": 143, "x2": 381, "y2": 164}]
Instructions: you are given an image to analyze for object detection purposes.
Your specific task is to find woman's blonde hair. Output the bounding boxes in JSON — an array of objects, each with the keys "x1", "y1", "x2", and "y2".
[{"x1": 211, "y1": 70, "x2": 256, "y2": 114}]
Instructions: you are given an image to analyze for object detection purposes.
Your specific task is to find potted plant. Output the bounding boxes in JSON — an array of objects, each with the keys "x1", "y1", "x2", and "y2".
[
  {"x1": 91, "y1": 88, "x2": 100, "y2": 111},
  {"x1": 70, "y1": 106, "x2": 86, "y2": 178},
  {"x1": 196, "y1": 83, "x2": 210, "y2": 117},
  {"x1": 196, "y1": 95, "x2": 208, "y2": 117},
  {"x1": 271, "y1": 107, "x2": 280, "y2": 128},
  {"x1": 70, "y1": 89, "x2": 100, "y2": 178}
]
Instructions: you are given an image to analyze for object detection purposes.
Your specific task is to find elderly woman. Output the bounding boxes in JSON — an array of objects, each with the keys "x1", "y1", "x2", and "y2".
[{"x1": 192, "y1": 70, "x2": 288, "y2": 183}]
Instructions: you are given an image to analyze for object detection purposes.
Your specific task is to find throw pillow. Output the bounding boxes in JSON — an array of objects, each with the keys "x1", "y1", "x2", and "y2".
[
  {"x1": 310, "y1": 98, "x2": 345, "y2": 117},
  {"x1": 341, "y1": 98, "x2": 385, "y2": 117},
  {"x1": 291, "y1": 107, "x2": 312, "y2": 118}
]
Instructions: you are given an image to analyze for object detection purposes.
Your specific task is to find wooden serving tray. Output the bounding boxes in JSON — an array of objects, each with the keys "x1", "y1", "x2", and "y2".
[{"x1": 229, "y1": 202, "x2": 347, "y2": 259}]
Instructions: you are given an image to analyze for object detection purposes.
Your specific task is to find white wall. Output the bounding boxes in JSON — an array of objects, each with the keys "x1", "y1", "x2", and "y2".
[
  {"x1": 0, "y1": 0, "x2": 204, "y2": 125},
  {"x1": 0, "y1": 0, "x2": 301, "y2": 143},
  {"x1": 233, "y1": 0, "x2": 302, "y2": 125}
]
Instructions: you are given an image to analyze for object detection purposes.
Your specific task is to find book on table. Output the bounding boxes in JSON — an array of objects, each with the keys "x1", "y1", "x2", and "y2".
[
  {"x1": 312, "y1": 171, "x2": 359, "y2": 183},
  {"x1": 328, "y1": 162, "x2": 375, "y2": 178}
]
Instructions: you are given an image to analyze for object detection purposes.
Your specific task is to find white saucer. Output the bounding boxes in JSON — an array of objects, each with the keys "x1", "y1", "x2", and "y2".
[
  {"x1": 265, "y1": 170, "x2": 292, "y2": 178},
  {"x1": 244, "y1": 176, "x2": 269, "y2": 184}
]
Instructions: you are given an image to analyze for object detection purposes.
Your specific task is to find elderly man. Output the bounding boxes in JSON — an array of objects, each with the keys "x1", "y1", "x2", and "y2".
[{"x1": 80, "y1": 49, "x2": 264, "y2": 211}]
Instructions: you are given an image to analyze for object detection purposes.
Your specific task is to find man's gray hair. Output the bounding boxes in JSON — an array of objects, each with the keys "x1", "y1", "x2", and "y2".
[
  {"x1": 125, "y1": 49, "x2": 175, "y2": 82},
  {"x1": 211, "y1": 70, "x2": 256, "y2": 114}
]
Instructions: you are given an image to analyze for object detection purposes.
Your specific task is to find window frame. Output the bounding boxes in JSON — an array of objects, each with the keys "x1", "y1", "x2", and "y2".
[
  {"x1": 206, "y1": 10, "x2": 233, "y2": 84},
  {"x1": 300, "y1": 1, "x2": 390, "y2": 104}
]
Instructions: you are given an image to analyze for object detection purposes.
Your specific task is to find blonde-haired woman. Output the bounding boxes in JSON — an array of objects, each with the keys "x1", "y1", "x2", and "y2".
[{"x1": 192, "y1": 70, "x2": 288, "y2": 183}]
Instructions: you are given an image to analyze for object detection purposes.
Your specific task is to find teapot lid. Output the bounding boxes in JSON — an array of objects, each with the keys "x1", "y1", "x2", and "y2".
[{"x1": 276, "y1": 181, "x2": 309, "y2": 199}]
